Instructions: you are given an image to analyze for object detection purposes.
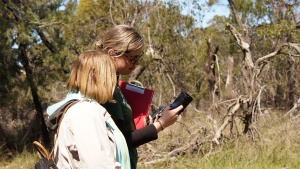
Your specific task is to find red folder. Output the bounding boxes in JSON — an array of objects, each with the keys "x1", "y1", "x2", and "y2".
[{"x1": 118, "y1": 81, "x2": 154, "y2": 130}]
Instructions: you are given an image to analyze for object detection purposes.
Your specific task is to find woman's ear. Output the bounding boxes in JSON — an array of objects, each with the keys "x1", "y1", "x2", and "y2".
[{"x1": 108, "y1": 49, "x2": 115, "y2": 56}]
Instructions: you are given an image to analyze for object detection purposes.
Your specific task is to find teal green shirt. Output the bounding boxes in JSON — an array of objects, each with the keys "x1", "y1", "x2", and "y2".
[{"x1": 103, "y1": 86, "x2": 138, "y2": 169}]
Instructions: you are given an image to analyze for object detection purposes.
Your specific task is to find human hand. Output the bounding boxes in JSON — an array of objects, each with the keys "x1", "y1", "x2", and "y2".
[
  {"x1": 158, "y1": 105, "x2": 183, "y2": 129},
  {"x1": 144, "y1": 114, "x2": 159, "y2": 126}
]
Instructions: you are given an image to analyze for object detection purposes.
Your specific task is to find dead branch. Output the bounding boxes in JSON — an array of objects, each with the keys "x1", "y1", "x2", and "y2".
[
  {"x1": 175, "y1": 121, "x2": 192, "y2": 134},
  {"x1": 205, "y1": 39, "x2": 220, "y2": 107},
  {"x1": 143, "y1": 157, "x2": 176, "y2": 165},
  {"x1": 291, "y1": 113, "x2": 300, "y2": 120},
  {"x1": 255, "y1": 43, "x2": 300, "y2": 66},
  {"x1": 143, "y1": 129, "x2": 206, "y2": 165},
  {"x1": 215, "y1": 54, "x2": 222, "y2": 99},
  {"x1": 213, "y1": 97, "x2": 243, "y2": 144},
  {"x1": 128, "y1": 65, "x2": 146, "y2": 82},
  {"x1": 109, "y1": 0, "x2": 116, "y2": 26},
  {"x1": 228, "y1": 0, "x2": 243, "y2": 30},
  {"x1": 255, "y1": 85, "x2": 266, "y2": 116},
  {"x1": 226, "y1": 23, "x2": 253, "y2": 68},
  {"x1": 284, "y1": 98, "x2": 300, "y2": 117},
  {"x1": 225, "y1": 56, "x2": 235, "y2": 99},
  {"x1": 226, "y1": 23, "x2": 249, "y2": 51},
  {"x1": 145, "y1": 143, "x2": 158, "y2": 153},
  {"x1": 168, "y1": 134, "x2": 199, "y2": 157}
]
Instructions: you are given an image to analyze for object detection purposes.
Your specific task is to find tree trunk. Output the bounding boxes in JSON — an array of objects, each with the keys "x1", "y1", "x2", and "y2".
[
  {"x1": 19, "y1": 44, "x2": 50, "y2": 146},
  {"x1": 129, "y1": 65, "x2": 146, "y2": 83},
  {"x1": 195, "y1": 79, "x2": 203, "y2": 109},
  {"x1": 286, "y1": 59, "x2": 295, "y2": 109},
  {"x1": 225, "y1": 56, "x2": 235, "y2": 99},
  {"x1": 205, "y1": 39, "x2": 219, "y2": 107}
]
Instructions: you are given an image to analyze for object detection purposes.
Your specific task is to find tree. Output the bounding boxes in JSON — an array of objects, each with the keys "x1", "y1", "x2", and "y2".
[
  {"x1": 134, "y1": 1, "x2": 204, "y2": 108},
  {"x1": 0, "y1": 0, "x2": 77, "y2": 148},
  {"x1": 210, "y1": 0, "x2": 300, "y2": 143}
]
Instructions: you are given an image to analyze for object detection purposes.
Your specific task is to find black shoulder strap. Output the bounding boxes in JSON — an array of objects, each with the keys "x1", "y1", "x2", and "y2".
[
  {"x1": 33, "y1": 100, "x2": 82, "y2": 161},
  {"x1": 49, "y1": 100, "x2": 81, "y2": 159}
]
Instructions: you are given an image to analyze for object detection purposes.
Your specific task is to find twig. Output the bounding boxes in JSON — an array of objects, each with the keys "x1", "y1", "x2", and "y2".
[
  {"x1": 175, "y1": 121, "x2": 191, "y2": 134},
  {"x1": 0, "y1": 142, "x2": 7, "y2": 150},
  {"x1": 284, "y1": 98, "x2": 300, "y2": 118},
  {"x1": 143, "y1": 156, "x2": 176, "y2": 165}
]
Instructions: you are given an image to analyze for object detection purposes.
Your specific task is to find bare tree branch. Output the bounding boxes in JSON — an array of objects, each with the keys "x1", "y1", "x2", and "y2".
[
  {"x1": 228, "y1": 0, "x2": 243, "y2": 29},
  {"x1": 226, "y1": 23, "x2": 253, "y2": 68},
  {"x1": 284, "y1": 98, "x2": 300, "y2": 117},
  {"x1": 255, "y1": 43, "x2": 300, "y2": 66},
  {"x1": 109, "y1": 0, "x2": 116, "y2": 26}
]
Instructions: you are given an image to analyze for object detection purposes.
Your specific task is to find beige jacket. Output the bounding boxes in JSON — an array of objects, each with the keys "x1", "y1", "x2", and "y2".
[{"x1": 54, "y1": 101, "x2": 121, "y2": 169}]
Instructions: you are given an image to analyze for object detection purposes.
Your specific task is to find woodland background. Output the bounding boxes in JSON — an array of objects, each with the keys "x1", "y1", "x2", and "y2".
[{"x1": 1, "y1": 0, "x2": 300, "y2": 168}]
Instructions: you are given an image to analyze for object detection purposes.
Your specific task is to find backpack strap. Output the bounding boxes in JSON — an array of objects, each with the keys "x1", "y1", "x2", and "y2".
[
  {"x1": 33, "y1": 141, "x2": 50, "y2": 159},
  {"x1": 45, "y1": 92, "x2": 83, "y2": 131},
  {"x1": 49, "y1": 100, "x2": 81, "y2": 159},
  {"x1": 33, "y1": 100, "x2": 81, "y2": 160}
]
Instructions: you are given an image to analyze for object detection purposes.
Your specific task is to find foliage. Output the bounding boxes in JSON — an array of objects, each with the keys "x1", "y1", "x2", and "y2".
[
  {"x1": 1, "y1": 0, "x2": 300, "y2": 164},
  {"x1": 135, "y1": 1, "x2": 206, "y2": 106},
  {"x1": 0, "y1": 0, "x2": 77, "y2": 148},
  {"x1": 205, "y1": 0, "x2": 300, "y2": 109}
]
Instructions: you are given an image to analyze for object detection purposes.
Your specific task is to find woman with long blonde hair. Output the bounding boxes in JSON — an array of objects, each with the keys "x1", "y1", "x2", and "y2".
[{"x1": 95, "y1": 25, "x2": 183, "y2": 169}]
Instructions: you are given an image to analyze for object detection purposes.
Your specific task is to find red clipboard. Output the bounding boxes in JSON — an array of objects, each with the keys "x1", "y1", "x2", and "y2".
[{"x1": 118, "y1": 81, "x2": 154, "y2": 130}]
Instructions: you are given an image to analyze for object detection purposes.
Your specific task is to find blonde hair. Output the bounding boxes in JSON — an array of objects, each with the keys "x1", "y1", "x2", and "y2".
[
  {"x1": 94, "y1": 24, "x2": 144, "y2": 55},
  {"x1": 67, "y1": 50, "x2": 116, "y2": 104}
]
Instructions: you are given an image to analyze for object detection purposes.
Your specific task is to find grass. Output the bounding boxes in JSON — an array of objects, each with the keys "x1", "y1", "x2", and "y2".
[
  {"x1": 1, "y1": 110, "x2": 300, "y2": 169},
  {"x1": 138, "y1": 110, "x2": 300, "y2": 169},
  {"x1": 0, "y1": 147, "x2": 39, "y2": 169}
]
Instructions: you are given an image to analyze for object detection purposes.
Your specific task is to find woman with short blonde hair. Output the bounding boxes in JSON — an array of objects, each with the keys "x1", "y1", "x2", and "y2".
[
  {"x1": 67, "y1": 50, "x2": 116, "y2": 104},
  {"x1": 50, "y1": 50, "x2": 130, "y2": 169}
]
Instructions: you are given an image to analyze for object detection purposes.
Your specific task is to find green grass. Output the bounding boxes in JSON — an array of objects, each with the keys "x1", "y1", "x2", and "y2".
[{"x1": 2, "y1": 110, "x2": 300, "y2": 169}]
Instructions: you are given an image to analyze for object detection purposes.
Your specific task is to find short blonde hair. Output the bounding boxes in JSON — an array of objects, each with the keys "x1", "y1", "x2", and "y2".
[
  {"x1": 67, "y1": 50, "x2": 116, "y2": 104},
  {"x1": 94, "y1": 24, "x2": 144, "y2": 55}
]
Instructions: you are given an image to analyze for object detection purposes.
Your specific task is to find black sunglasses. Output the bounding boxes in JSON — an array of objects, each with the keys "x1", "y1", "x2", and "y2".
[{"x1": 123, "y1": 51, "x2": 144, "y2": 64}]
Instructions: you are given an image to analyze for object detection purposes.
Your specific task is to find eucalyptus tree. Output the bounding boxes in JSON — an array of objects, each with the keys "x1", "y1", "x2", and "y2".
[
  {"x1": 0, "y1": 7, "x2": 20, "y2": 109},
  {"x1": 206, "y1": 0, "x2": 300, "y2": 143},
  {"x1": 0, "y1": 0, "x2": 77, "y2": 147},
  {"x1": 127, "y1": 0, "x2": 207, "y2": 109},
  {"x1": 77, "y1": 0, "x2": 208, "y2": 109},
  {"x1": 224, "y1": 0, "x2": 300, "y2": 109},
  {"x1": 250, "y1": 0, "x2": 300, "y2": 108}
]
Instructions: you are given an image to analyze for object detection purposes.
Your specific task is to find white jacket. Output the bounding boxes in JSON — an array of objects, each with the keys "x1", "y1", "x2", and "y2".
[{"x1": 54, "y1": 101, "x2": 121, "y2": 169}]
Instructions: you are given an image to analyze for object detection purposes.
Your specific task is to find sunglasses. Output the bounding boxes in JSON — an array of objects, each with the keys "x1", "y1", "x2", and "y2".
[{"x1": 123, "y1": 51, "x2": 144, "y2": 64}]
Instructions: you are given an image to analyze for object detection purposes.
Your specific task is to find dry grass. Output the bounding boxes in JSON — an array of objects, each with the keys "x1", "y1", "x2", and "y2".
[
  {"x1": 1, "y1": 109, "x2": 300, "y2": 169},
  {"x1": 137, "y1": 109, "x2": 300, "y2": 169},
  {"x1": 0, "y1": 147, "x2": 39, "y2": 169}
]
